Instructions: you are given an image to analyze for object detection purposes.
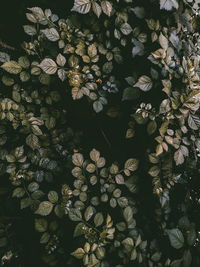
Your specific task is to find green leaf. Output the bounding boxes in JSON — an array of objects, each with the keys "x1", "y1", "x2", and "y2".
[
  {"x1": 102, "y1": 61, "x2": 113, "y2": 73},
  {"x1": 166, "y1": 228, "x2": 184, "y2": 249},
  {"x1": 174, "y1": 149, "x2": 184, "y2": 166},
  {"x1": 88, "y1": 44, "x2": 97, "y2": 58},
  {"x1": 101, "y1": 1, "x2": 112, "y2": 16},
  {"x1": 26, "y1": 134, "x2": 40, "y2": 150},
  {"x1": 35, "y1": 218, "x2": 48, "y2": 232},
  {"x1": 57, "y1": 69, "x2": 66, "y2": 81},
  {"x1": 160, "y1": 0, "x2": 179, "y2": 11},
  {"x1": 124, "y1": 158, "x2": 139, "y2": 171},
  {"x1": 71, "y1": 248, "x2": 85, "y2": 259},
  {"x1": 123, "y1": 206, "x2": 133, "y2": 223},
  {"x1": 188, "y1": 114, "x2": 200, "y2": 130},
  {"x1": 72, "y1": 153, "x2": 84, "y2": 167},
  {"x1": 92, "y1": 2, "x2": 102, "y2": 17},
  {"x1": 71, "y1": 0, "x2": 91, "y2": 14},
  {"x1": 41, "y1": 28, "x2": 60, "y2": 41},
  {"x1": 48, "y1": 191, "x2": 58, "y2": 203},
  {"x1": 120, "y1": 23, "x2": 132, "y2": 35},
  {"x1": 86, "y1": 163, "x2": 96, "y2": 173},
  {"x1": 90, "y1": 149, "x2": 100, "y2": 162},
  {"x1": 12, "y1": 187, "x2": 25, "y2": 198},
  {"x1": 39, "y1": 58, "x2": 57, "y2": 75},
  {"x1": 20, "y1": 197, "x2": 32, "y2": 209},
  {"x1": 134, "y1": 75, "x2": 153, "y2": 92},
  {"x1": 115, "y1": 174, "x2": 125, "y2": 184},
  {"x1": 73, "y1": 222, "x2": 85, "y2": 237},
  {"x1": 0, "y1": 52, "x2": 10, "y2": 63},
  {"x1": 23, "y1": 25, "x2": 37, "y2": 36},
  {"x1": 56, "y1": 53, "x2": 66, "y2": 67},
  {"x1": 69, "y1": 208, "x2": 82, "y2": 221},
  {"x1": 122, "y1": 87, "x2": 140, "y2": 101},
  {"x1": 94, "y1": 212, "x2": 104, "y2": 227},
  {"x1": 159, "y1": 33, "x2": 169, "y2": 50},
  {"x1": 40, "y1": 232, "x2": 50, "y2": 244},
  {"x1": 1, "y1": 61, "x2": 22, "y2": 74},
  {"x1": 35, "y1": 201, "x2": 53, "y2": 216},
  {"x1": 84, "y1": 206, "x2": 94, "y2": 221},
  {"x1": 147, "y1": 121, "x2": 157, "y2": 135},
  {"x1": 93, "y1": 101, "x2": 103, "y2": 113}
]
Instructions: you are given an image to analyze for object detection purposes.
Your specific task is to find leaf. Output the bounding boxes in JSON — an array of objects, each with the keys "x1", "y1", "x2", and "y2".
[
  {"x1": 35, "y1": 201, "x2": 53, "y2": 216},
  {"x1": 166, "y1": 228, "x2": 184, "y2": 249},
  {"x1": 20, "y1": 197, "x2": 32, "y2": 209},
  {"x1": 120, "y1": 23, "x2": 132, "y2": 35},
  {"x1": 84, "y1": 206, "x2": 94, "y2": 221},
  {"x1": 147, "y1": 121, "x2": 157, "y2": 135},
  {"x1": 56, "y1": 53, "x2": 66, "y2": 67},
  {"x1": 57, "y1": 69, "x2": 66, "y2": 81},
  {"x1": 71, "y1": 0, "x2": 91, "y2": 14},
  {"x1": 102, "y1": 61, "x2": 113, "y2": 73},
  {"x1": 0, "y1": 52, "x2": 10, "y2": 63},
  {"x1": 122, "y1": 237, "x2": 134, "y2": 249},
  {"x1": 39, "y1": 58, "x2": 57, "y2": 75},
  {"x1": 26, "y1": 134, "x2": 40, "y2": 150},
  {"x1": 41, "y1": 28, "x2": 60, "y2": 41},
  {"x1": 88, "y1": 44, "x2": 97, "y2": 58},
  {"x1": 1, "y1": 61, "x2": 22, "y2": 74},
  {"x1": 48, "y1": 191, "x2": 58, "y2": 203},
  {"x1": 92, "y1": 2, "x2": 102, "y2": 17},
  {"x1": 26, "y1": 13, "x2": 37, "y2": 23},
  {"x1": 96, "y1": 157, "x2": 106, "y2": 168},
  {"x1": 115, "y1": 174, "x2": 125, "y2": 184},
  {"x1": 12, "y1": 187, "x2": 25, "y2": 198},
  {"x1": 122, "y1": 87, "x2": 140, "y2": 101},
  {"x1": 159, "y1": 33, "x2": 169, "y2": 50},
  {"x1": 125, "y1": 158, "x2": 139, "y2": 172},
  {"x1": 27, "y1": 7, "x2": 46, "y2": 23},
  {"x1": 73, "y1": 222, "x2": 85, "y2": 237},
  {"x1": 90, "y1": 149, "x2": 100, "y2": 162},
  {"x1": 69, "y1": 208, "x2": 82, "y2": 221},
  {"x1": 148, "y1": 166, "x2": 160, "y2": 177},
  {"x1": 132, "y1": 7, "x2": 145, "y2": 19},
  {"x1": 132, "y1": 39, "x2": 144, "y2": 58},
  {"x1": 174, "y1": 149, "x2": 184, "y2": 166},
  {"x1": 134, "y1": 75, "x2": 153, "y2": 92},
  {"x1": 188, "y1": 114, "x2": 200, "y2": 130},
  {"x1": 160, "y1": 0, "x2": 179, "y2": 11},
  {"x1": 72, "y1": 153, "x2": 84, "y2": 167},
  {"x1": 35, "y1": 218, "x2": 48, "y2": 232},
  {"x1": 94, "y1": 212, "x2": 104, "y2": 227},
  {"x1": 40, "y1": 232, "x2": 50, "y2": 244},
  {"x1": 23, "y1": 25, "x2": 37, "y2": 36},
  {"x1": 71, "y1": 248, "x2": 85, "y2": 259},
  {"x1": 123, "y1": 206, "x2": 133, "y2": 223},
  {"x1": 93, "y1": 101, "x2": 103, "y2": 113},
  {"x1": 101, "y1": 1, "x2": 112, "y2": 16}
]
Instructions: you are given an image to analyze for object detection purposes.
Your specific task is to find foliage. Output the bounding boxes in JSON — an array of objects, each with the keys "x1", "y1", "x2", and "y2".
[{"x1": 0, "y1": 0, "x2": 200, "y2": 266}]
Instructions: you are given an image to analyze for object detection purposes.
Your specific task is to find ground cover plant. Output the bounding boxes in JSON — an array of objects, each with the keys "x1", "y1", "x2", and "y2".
[{"x1": 0, "y1": 0, "x2": 200, "y2": 266}]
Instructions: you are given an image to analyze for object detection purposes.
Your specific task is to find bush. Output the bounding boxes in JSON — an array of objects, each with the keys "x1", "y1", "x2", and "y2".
[{"x1": 0, "y1": 0, "x2": 200, "y2": 266}]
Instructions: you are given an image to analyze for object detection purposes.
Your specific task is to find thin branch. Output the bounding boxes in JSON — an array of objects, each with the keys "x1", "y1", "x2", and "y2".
[
  {"x1": 0, "y1": 40, "x2": 16, "y2": 51},
  {"x1": 100, "y1": 128, "x2": 111, "y2": 148}
]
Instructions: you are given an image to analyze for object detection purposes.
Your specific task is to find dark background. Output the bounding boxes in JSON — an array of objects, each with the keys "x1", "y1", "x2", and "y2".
[{"x1": 1, "y1": 1, "x2": 199, "y2": 266}]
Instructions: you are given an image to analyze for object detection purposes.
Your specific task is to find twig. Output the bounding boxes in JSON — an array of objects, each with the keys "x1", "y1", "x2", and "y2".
[
  {"x1": 100, "y1": 128, "x2": 111, "y2": 148},
  {"x1": 0, "y1": 40, "x2": 15, "y2": 51}
]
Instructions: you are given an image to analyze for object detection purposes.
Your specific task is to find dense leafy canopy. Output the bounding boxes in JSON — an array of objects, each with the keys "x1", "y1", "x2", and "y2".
[{"x1": 0, "y1": 0, "x2": 200, "y2": 266}]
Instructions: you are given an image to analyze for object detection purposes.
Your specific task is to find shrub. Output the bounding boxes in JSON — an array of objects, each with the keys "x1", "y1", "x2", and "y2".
[{"x1": 0, "y1": 0, "x2": 200, "y2": 266}]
